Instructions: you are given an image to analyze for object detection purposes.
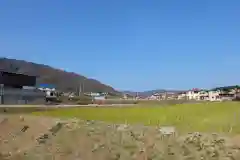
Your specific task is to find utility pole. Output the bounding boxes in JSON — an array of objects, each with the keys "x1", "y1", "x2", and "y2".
[
  {"x1": 82, "y1": 80, "x2": 85, "y2": 94},
  {"x1": 0, "y1": 84, "x2": 4, "y2": 104},
  {"x1": 79, "y1": 82, "x2": 82, "y2": 96},
  {"x1": 0, "y1": 71, "x2": 3, "y2": 104},
  {"x1": 78, "y1": 79, "x2": 86, "y2": 97}
]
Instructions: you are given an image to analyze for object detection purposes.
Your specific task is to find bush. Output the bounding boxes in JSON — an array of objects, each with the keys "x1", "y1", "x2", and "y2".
[
  {"x1": 65, "y1": 95, "x2": 93, "y2": 105},
  {"x1": 69, "y1": 96, "x2": 81, "y2": 101},
  {"x1": 45, "y1": 97, "x2": 63, "y2": 104},
  {"x1": 76, "y1": 95, "x2": 93, "y2": 105},
  {"x1": 77, "y1": 100, "x2": 92, "y2": 105}
]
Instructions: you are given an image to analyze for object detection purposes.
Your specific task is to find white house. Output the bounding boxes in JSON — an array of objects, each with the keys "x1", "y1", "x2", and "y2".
[
  {"x1": 149, "y1": 93, "x2": 160, "y2": 100},
  {"x1": 199, "y1": 90, "x2": 209, "y2": 100},
  {"x1": 186, "y1": 90, "x2": 200, "y2": 100},
  {"x1": 208, "y1": 90, "x2": 221, "y2": 101},
  {"x1": 177, "y1": 92, "x2": 187, "y2": 100},
  {"x1": 85, "y1": 92, "x2": 101, "y2": 97},
  {"x1": 185, "y1": 89, "x2": 222, "y2": 101},
  {"x1": 123, "y1": 94, "x2": 128, "y2": 99},
  {"x1": 94, "y1": 96, "x2": 105, "y2": 100}
]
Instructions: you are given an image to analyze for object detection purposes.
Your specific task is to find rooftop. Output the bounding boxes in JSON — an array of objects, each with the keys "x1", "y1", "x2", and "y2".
[{"x1": 0, "y1": 69, "x2": 38, "y2": 77}]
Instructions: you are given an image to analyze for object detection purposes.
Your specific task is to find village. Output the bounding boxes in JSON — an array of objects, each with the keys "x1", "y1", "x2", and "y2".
[{"x1": 145, "y1": 87, "x2": 240, "y2": 101}]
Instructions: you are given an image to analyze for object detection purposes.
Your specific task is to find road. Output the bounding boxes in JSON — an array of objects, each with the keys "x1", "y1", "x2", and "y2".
[{"x1": 0, "y1": 104, "x2": 136, "y2": 108}]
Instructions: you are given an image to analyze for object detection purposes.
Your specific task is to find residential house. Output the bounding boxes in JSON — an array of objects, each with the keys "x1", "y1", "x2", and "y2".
[
  {"x1": 219, "y1": 90, "x2": 235, "y2": 101},
  {"x1": 123, "y1": 94, "x2": 128, "y2": 99},
  {"x1": 122, "y1": 93, "x2": 134, "y2": 99},
  {"x1": 160, "y1": 93, "x2": 167, "y2": 100},
  {"x1": 213, "y1": 85, "x2": 240, "y2": 100},
  {"x1": 208, "y1": 90, "x2": 221, "y2": 101},
  {"x1": 149, "y1": 93, "x2": 161, "y2": 100},
  {"x1": 199, "y1": 90, "x2": 209, "y2": 100},
  {"x1": 186, "y1": 89, "x2": 200, "y2": 100},
  {"x1": 167, "y1": 92, "x2": 178, "y2": 100},
  {"x1": 177, "y1": 92, "x2": 187, "y2": 100},
  {"x1": 235, "y1": 93, "x2": 240, "y2": 100},
  {"x1": 174, "y1": 86, "x2": 240, "y2": 102},
  {"x1": 149, "y1": 92, "x2": 177, "y2": 100},
  {"x1": 94, "y1": 96, "x2": 106, "y2": 100},
  {"x1": 38, "y1": 84, "x2": 56, "y2": 92}
]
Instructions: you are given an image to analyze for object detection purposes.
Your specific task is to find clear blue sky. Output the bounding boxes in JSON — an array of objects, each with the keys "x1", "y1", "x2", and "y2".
[{"x1": 0, "y1": 0, "x2": 239, "y2": 91}]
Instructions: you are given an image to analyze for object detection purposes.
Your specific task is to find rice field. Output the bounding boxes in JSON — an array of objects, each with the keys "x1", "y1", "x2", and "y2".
[{"x1": 33, "y1": 102, "x2": 240, "y2": 134}]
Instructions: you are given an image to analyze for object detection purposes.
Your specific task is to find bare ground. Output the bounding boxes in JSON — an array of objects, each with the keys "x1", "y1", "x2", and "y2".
[{"x1": 1, "y1": 115, "x2": 240, "y2": 160}]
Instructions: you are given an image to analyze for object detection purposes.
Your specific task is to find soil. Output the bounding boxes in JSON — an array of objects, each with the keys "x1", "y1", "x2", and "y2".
[{"x1": 1, "y1": 114, "x2": 240, "y2": 160}]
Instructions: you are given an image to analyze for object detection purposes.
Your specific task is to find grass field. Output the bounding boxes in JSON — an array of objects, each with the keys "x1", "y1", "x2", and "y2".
[
  {"x1": 2, "y1": 102, "x2": 240, "y2": 159},
  {"x1": 33, "y1": 102, "x2": 240, "y2": 134}
]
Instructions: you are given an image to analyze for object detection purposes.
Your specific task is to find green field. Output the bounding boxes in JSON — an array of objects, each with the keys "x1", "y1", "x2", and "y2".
[{"x1": 33, "y1": 102, "x2": 240, "y2": 134}]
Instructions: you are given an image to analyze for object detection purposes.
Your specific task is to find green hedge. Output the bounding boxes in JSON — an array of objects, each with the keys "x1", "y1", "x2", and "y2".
[{"x1": 76, "y1": 96, "x2": 93, "y2": 105}]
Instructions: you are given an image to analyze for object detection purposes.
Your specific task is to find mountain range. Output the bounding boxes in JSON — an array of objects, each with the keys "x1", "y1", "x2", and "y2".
[
  {"x1": 0, "y1": 58, "x2": 119, "y2": 94},
  {"x1": 123, "y1": 89, "x2": 184, "y2": 97},
  {"x1": 0, "y1": 58, "x2": 189, "y2": 96}
]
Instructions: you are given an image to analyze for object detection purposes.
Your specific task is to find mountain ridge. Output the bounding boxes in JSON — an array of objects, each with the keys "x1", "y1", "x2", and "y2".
[
  {"x1": 123, "y1": 89, "x2": 184, "y2": 97},
  {"x1": 0, "y1": 58, "x2": 118, "y2": 93}
]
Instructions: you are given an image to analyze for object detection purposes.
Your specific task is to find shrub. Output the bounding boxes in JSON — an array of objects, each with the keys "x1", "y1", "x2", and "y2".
[{"x1": 76, "y1": 95, "x2": 93, "y2": 105}]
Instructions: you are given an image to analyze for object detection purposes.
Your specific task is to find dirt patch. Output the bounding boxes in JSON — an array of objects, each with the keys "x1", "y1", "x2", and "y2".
[
  {"x1": 0, "y1": 115, "x2": 58, "y2": 158},
  {"x1": 1, "y1": 115, "x2": 240, "y2": 160}
]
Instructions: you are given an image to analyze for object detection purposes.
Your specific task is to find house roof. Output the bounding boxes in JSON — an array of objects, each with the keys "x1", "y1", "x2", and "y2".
[
  {"x1": 212, "y1": 85, "x2": 240, "y2": 91},
  {"x1": 0, "y1": 69, "x2": 38, "y2": 77},
  {"x1": 38, "y1": 84, "x2": 55, "y2": 89}
]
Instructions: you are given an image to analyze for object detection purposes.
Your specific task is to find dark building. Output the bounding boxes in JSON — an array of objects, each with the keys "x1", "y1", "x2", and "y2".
[
  {"x1": 0, "y1": 70, "x2": 36, "y2": 88},
  {"x1": 0, "y1": 70, "x2": 45, "y2": 104}
]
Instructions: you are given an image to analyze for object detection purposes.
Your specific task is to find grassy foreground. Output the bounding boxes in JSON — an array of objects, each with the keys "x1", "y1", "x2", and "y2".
[{"x1": 33, "y1": 102, "x2": 240, "y2": 133}]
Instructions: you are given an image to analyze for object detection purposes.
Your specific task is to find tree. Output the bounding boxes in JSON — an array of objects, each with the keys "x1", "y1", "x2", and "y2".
[{"x1": 9, "y1": 63, "x2": 19, "y2": 72}]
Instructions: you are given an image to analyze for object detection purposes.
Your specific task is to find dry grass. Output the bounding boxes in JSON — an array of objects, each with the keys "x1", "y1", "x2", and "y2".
[
  {"x1": 1, "y1": 115, "x2": 240, "y2": 160},
  {"x1": 1, "y1": 102, "x2": 240, "y2": 159}
]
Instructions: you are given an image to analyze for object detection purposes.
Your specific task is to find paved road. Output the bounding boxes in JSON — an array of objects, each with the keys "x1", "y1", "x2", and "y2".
[{"x1": 0, "y1": 104, "x2": 136, "y2": 108}]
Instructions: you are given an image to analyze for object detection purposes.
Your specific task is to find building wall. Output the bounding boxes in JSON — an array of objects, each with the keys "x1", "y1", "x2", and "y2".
[
  {"x1": 208, "y1": 91, "x2": 221, "y2": 101},
  {"x1": 1, "y1": 88, "x2": 45, "y2": 104},
  {"x1": 0, "y1": 71, "x2": 44, "y2": 104},
  {"x1": 0, "y1": 71, "x2": 36, "y2": 87},
  {"x1": 94, "y1": 96, "x2": 105, "y2": 100},
  {"x1": 186, "y1": 91, "x2": 200, "y2": 100},
  {"x1": 199, "y1": 91, "x2": 209, "y2": 100},
  {"x1": 178, "y1": 93, "x2": 186, "y2": 100},
  {"x1": 186, "y1": 90, "x2": 222, "y2": 101}
]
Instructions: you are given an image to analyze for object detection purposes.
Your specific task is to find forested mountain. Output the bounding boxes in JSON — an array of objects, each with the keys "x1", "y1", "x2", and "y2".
[{"x1": 0, "y1": 58, "x2": 119, "y2": 94}]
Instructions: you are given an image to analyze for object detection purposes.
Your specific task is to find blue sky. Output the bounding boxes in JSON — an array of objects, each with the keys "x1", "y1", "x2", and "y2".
[{"x1": 0, "y1": 0, "x2": 239, "y2": 91}]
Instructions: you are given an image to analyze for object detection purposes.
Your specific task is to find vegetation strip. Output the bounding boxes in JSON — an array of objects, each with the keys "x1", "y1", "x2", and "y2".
[{"x1": 33, "y1": 102, "x2": 240, "y2": 133}]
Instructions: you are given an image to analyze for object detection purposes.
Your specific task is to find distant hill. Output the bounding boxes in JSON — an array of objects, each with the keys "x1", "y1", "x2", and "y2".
[
  {"x1": 0, "y1": 58, "x2": 119, "y2": 94},
  {"x1": 212, "y1": 85, "x2": 240, "y2": 91},
  {"x1": 123, "y1": 89, "x2": 183, "y2": 97}
]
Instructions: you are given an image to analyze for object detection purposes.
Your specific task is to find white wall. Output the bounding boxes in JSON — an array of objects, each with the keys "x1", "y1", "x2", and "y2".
[
  {"x1": 208, "y1": 91, "x2": 221, "y2": 101},
  {"x1": 94, "y1": 96, "x2": 105, "y2": 100},
  {"x1": 186, "y1": 91, "x2": 200, "y2": 100}
]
